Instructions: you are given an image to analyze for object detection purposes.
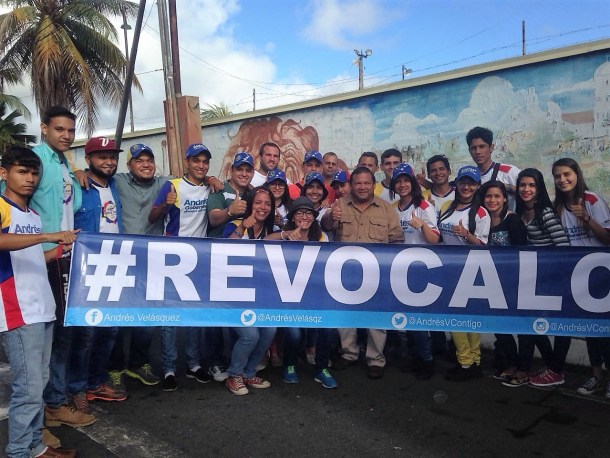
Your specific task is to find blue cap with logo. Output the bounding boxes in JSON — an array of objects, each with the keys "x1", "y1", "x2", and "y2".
[
  {"x1": 266, "y1": 169, "x2": 287, "y2": 184},
  {"x1": 186, "y1": 143, "x2": 211, "y2": 159},
  {"x1": 331, "y1": 170, "x2": 349, "y2": 186},
  {"x1": 392, "y1": 162, "x2": 415, "y2": 180},
  {"x1": 456, "y1": 165, "x2": 481, "y2": 183},
  {"x1": 128, "y1": 143, "x2": 154, "y2": 161},
  {"x1": 303, "y1": 150, "x2": 323, "y2": 164},
  {"x1": 304, "y1": 171, "x2": 324, "y2": 187},
  {"x1": 232, "y1": 152, "x2": 254, "y2": 168}
]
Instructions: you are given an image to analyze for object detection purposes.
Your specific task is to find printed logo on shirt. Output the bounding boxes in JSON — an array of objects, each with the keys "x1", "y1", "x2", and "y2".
[
  {"x1": 184, "y1": 198, "x2": 208, "y2": 213},
  {"x1": 14, "y1": 223, "x2": 42, "y2": 234},
  {"x1": 102, "y1": 201, "x2": 118, "y2": 224},
  {"x1": 63, "y1": 179, "x2": 73, "y2": 204}
]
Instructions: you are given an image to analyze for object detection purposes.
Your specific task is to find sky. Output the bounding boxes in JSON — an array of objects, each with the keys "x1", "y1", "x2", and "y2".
[{"x1": 4, "y1": 0, "x2": 610, "y2": 139}]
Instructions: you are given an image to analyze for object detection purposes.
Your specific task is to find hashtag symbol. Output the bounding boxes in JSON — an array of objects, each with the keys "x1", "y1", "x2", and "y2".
[{"x1": 85, "y1": 240, "x2": 136, "y2": 301}]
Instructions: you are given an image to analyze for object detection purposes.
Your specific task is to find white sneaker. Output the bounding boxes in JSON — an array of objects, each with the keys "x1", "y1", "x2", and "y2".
[
  {"x1": 207, "y1": 365, "x2": 229, "y2": 382},
  {"x1": 577, "y1": 376, "x2": 604, "y2": 395}
]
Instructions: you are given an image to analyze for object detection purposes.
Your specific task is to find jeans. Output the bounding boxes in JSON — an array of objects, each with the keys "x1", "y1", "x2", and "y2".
[
  {"x1": 108, "y1": 327, "x2": 155, "y2": 371},
  {"x1": 227, "y1": 327, "x2": 276, "y2": 378},
  {"x1": 160, "y1": 327, "x2": 202, "y2": 375},
  {"x1": 513, "y1": 334, "x2": 553, "y2": 372},
  {"x1": 68, "y1": 326, "x2": 118, "y2": 394},
  {"x1": 202, "y1": 327, "x2": 226, "y2": 369},
  {"x1": 43, "y1": 322, "x2": 72, "y2": 407},
  {"x1": 2, "y1": 322, "x2": 53, "y2": 458},
  {"x1": 409, "y1": 331, "x2": 433, "y2": 362}
]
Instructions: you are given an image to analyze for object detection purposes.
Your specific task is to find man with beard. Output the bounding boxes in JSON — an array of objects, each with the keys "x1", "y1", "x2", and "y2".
[
  {"x1": 68, "y1": 137, "x2": 126, "y2": 416},
  {"x1": 251, "y1": 142, "x2": 287, "y2": 187}
]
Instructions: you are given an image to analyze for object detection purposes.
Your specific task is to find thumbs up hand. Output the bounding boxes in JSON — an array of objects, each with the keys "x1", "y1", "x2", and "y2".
[
  {"x1": 229, "y1": 193, "x2": 247, "y2": 217},
  {"x1": 331, "y1": 201, "x2": 342, "y2": 221},
  {"x1": 166, "y1": 183, "x2": 177, "y2": 206},
  {"x1": 453, "y1": 220, "x2": 468, "y2": 238},
  {"x1": 568, "y1": 197, "x2": 588, "y2": 221}
]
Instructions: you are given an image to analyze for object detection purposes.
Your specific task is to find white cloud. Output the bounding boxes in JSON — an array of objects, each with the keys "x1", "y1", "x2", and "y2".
[{"x1": 302, "y1": 0, "x2": 396, "y2": 50}]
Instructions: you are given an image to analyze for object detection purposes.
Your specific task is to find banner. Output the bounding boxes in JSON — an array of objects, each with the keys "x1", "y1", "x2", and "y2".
[{"x1": 65, "y1": 233, "x2": 610, "y2": 336}]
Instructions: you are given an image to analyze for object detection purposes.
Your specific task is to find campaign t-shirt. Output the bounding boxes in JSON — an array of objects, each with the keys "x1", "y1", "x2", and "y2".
[
  {"x1": 422, "y1": 187, "x2": 455, "y2": 219},
  {"x1": 480, "y1": 162, "x2": 521, "y2": 209},
  {"x1": 438, "y1": 204, "x2": 490, "y2": 245},
  {"x1": 0, "y1": 196, "x2": 55, "y2": 331},
  {"x1": 153, "y1": 177, "x2": 211, "y2": 238},
  {"x1": 393, "y1": 199, "x2": 439, "y2": 245},
  {"x1": 93, "y1": 184, "x2": 119, "y2": 234},
  {"x1": 560, "y1": 191, "x2": 610, "y2": 247},
  {"x1": 374, "y1": 181, "x2": 399, "y2": 203},
  {"x1": 59, "y1": 163, "x2": 74, "y2": 232}
]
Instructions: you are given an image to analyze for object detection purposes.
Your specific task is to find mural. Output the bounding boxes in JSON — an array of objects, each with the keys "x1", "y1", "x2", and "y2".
[{"x1": 202, "y1": 48, "x2": 610, "y2": 199}]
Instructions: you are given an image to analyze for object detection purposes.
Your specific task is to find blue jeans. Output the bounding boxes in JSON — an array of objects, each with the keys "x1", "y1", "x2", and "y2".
[
  {"x1": 202, "y1": 327, "x2": 226, "y2": 368},
  {"x1": 68, "y1": 326, "x2": 118, "y2": 394},
  {"x1": 283, "y1": 328, "x2": 334, "y2": 371},
  {"x1": 227, "y1": 327, "x2": 276, "y2": 378},
  {"x1": 43, "y1": 322, "x2": 72, "y2": 407},
  {"x1": 2, "y1": 322, "x2": 53, "y2": 458},
  {"x1": 160, "y1": 327, "x2": 202, "y2": 375},
  {"x1": 409, "y1": 331, "x2": 433, "y2": 362}
]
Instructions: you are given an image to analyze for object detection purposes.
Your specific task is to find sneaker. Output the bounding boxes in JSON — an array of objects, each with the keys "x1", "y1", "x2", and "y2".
[
  {"x1": 87, "y1": 383, "x2": 127, "y2": 402},
  {"x1": 208, "y1": 365, "x2": 229, "y2": 382},
  {"x1": 445, "y1": 363, "x2": 482, "y2": 382},
  {"x1": 42, "y1": 428, "x2": 61, "y2": 449},
  {"x1": 70, "y1": 391, "x2": 93, "y2": 415},
  {"x1": 45, "y1": 404, "x2": 96, "y2": 428},
  {"x1": 606, "y1": 381, "x2": 610, "y2": 399},
  {"x1": 492, "y1": 369, "x2": 516, "y2": 382},
  {"x1": 314, "y1": 369, "x2": 338, "y2": 389},
  {"x1": 163, "y1": 374, "x2": 177, "y2": 392},
  {"x1": 576, "y1": 376, "x2": 604, "y2": 395},
  {"x1": 530, "y1": 368, "x2": 565, "y2": 387},
  {"x1": 108, "y1": 370, "x2": 127, "y2": 396},
  {"x1": 256, "y1": 352, "x2": 269, "y2": 372},
  {"x1": 502, "y1": 374, "x2": 530, "y2": 387},
  {"x1": 332, "y1": 357, "x2": 358, "y2": 370},
  {"x1": 186, "y1": 367, "x2": 212, "y2": 384},
  {"x1": 38, "y1": 446, "x2": 77, "y2": 457},
  {"x1": 226, "y1": 376, "x2": 249, "y2": 395},
  {"x1": 124, "y1": 364, "x2": 160, "y2": 386},
  {"x1": 244, "y1": 376, "x2": 271, "y2": 389},
  {"x1": 283, "y1": 365, "x2": 299, "y2": 384}
]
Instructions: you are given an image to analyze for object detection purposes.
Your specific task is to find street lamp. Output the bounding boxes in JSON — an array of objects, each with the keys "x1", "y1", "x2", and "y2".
[
  {"x1": 354, "y1": 49, "x2": 372, "y2": 90},
  {"x1": 121, "y1": 11, "x2": 135, "y2": 133}
]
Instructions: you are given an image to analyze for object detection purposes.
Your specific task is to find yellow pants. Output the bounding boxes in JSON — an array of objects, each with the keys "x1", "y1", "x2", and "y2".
[{"x1": 450, "y1": 332, "x2": 481, "y2": 366}]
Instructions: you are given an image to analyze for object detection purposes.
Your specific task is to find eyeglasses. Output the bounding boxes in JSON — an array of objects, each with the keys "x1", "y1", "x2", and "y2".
[
  {"x1": 268, "y1": 181, "x2": 286, "y2": 188},
  {"x1": 294, "y1": 210, "x2": 315, "y2": 218}
]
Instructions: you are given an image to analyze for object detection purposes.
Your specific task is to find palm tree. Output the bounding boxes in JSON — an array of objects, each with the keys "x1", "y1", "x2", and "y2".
[
  {"x1": 0, "y1": 101, "x2": 36, "y2": 152},
  {"x1": 200, "y1": 102, "x2": 233, "y2": 121},
  {"x1": 0, "y1": 67, "x2": 31, "y2": 120},
  {"x1": 0, "y1": 0, "x2": 140, "y2": 135}
]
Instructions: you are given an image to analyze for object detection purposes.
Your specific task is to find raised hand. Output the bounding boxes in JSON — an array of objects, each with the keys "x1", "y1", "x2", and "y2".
[{"x1": 166, "y1": 183, "x2": 177, "y2": 206}]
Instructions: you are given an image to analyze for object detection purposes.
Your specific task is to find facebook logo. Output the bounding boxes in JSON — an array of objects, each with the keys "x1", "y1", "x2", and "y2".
[{"x1": 85, "y1": 309, "x2": 104, "y2": 326}]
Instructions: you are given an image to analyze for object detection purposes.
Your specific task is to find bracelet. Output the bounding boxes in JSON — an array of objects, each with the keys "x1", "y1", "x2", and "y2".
[
  {"x1": 280, "y1": 231, "x2": 287, "y2": 240},
  {"x1": 56, "y1": 244, "x2": 63, "y2": 259},
  {"x1": 227, "y1": 209, "x2": 233, "y2": 217}
]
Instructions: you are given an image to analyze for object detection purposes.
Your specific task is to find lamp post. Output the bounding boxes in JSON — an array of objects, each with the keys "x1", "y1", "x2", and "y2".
[
  {"x1": 354, "y1": 49, "x2": 372, "y2": 90},
  {"x1": 121, "y1": 10, "x2": 135, "y2": 133}
]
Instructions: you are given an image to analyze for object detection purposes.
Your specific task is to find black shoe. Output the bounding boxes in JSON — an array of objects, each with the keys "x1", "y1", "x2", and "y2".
[
  {"x1": 163, "y1": 374, "x2": 177, "y2": 391},
  {"x1": 367, "y1": 365, "x2": 385, "y2": 380},
  {"x1": 415, "y1": 361, "x2": 434, "y2": 380},
  {"x1": 445, "y1": 363, "x2": 481, "y2": 382},
  {"x1": 333, "y1": 357, "x2": 358, "y2": 370},
  {"x1": 186, "y1": 368, "x2": 212, "y2": 384}
]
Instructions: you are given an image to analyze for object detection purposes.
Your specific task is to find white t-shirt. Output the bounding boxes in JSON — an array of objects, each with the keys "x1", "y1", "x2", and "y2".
[
  {"x1": 94, "y1": 185, "x2": 119, "y2": 234},
  {"x1": 438, "y1": 204, "x2": 490, "y2": 245},
  {"x1": 423, "y1": 188, "x2": 455, "y2": 219},
  {"x1": 60, "y1": 163, "x2": 74, "y2": 232},
  {"x1": 560, "y1": 191, "x2": 610, "y2": 247},
  {"x1": 480, "y1": 162, "x2": 521, "y2": 210},
  {"x1": 374, "y1": 181, "x2": 399, "y2": 203},
  {"x1": 393, "y1": 199, "x2": 440, "y2": 245},
  {"x1": 251, "y1": 170, "x2": 292, "y2": 188}
]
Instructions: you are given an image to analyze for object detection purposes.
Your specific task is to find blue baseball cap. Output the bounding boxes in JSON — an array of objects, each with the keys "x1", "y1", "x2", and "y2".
[
  {"x1": 456, "y1": 165, "x2": 481, "y2": 183},
  {"x1": 331, "y1": 170, "x2": 349, "y2": 186},
  {"x1": 186, "y1": 143, "x2": 211, "y2": 159},
  {"x1": 266, "y1": 169, "x2": 287, "y2": 184},
  {"x1": 392, "y1": 163, "x2": 414, "y2": 180},
  {"x1": 128, "y1": 143, "x2": 154, "y2": 161},
  {"x1": 303, "y1": 150, "x2": 323, "y2": 164},
  {"x1": 304, "y1": 171, "x2": 324, "y2": 187},
  {"x1": 232, "y1": 152, "x2": 254, "y2": 168}
]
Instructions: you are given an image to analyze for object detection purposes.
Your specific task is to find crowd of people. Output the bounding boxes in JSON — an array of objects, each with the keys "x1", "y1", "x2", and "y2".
[{"x1": 1, "y1": 106, "x2": 609, "y2": 457}]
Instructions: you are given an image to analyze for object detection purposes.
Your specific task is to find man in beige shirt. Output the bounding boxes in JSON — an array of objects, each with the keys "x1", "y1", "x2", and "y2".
[{"x1": 322, "y1": 166, "x2": 404, "y2": 379}]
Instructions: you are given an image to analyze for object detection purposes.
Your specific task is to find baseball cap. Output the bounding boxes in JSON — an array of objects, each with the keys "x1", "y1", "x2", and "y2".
[
  {"x1": 186, "y1": 143, "x2": 212, "y2": 159},
  {"x1": 287, "y1": 196, "x2": 319, "y2": 221},
  {"x1": 456, "y1": 165, "x2": 481, "y2": 183},
  {"x1": 392, "y1": 163, "x2": 414, "y2": 180},
  {"x1": 302, "y1": 171, "x2": 328, "y2": 201},
  {"x1": 266, "y1": 169, "x2": 287, "y2": 184},
  {"x1": 84, "y1": 137, "x2": 123, "y2": 155},
  {"x1": 128, "y1": 143, "x2": 154, "y2": 161},
  {"x1": 232, "y1": 152, "x2": 254, "y2": 168},
  {"x1": 331, "y1": 170, "x2": 349, "y2": 186},
  {"x1": 303, "y1": 151, "x2": 323, "y2": 164}
]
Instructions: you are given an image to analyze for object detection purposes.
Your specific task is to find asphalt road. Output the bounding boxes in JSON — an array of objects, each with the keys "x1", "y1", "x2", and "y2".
[{"x1": 2, "y1": 343, "x2": 609, "y2": 457}]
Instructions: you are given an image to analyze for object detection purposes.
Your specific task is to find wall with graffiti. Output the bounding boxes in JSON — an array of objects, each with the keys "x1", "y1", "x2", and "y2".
[{"x1": 201, "y1": 46, "x2": 610, "y2": 200}]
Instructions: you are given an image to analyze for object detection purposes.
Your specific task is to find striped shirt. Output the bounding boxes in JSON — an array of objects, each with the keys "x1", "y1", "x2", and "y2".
[{"x1": 522, "y1": 206, "x2": 570, "y2": 247}]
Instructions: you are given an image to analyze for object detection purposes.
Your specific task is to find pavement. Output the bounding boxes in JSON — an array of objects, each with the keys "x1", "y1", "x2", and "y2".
[{"x1": 1, "y1": 334, "x2": 609, "y2": 457}]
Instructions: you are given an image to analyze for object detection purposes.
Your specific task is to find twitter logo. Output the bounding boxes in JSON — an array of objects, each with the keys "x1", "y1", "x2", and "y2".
[
  {"x1": 391, "y1": 313, "x2": 408, "y2": 330},
  {"x1": 241, "y1": 310, "x2": 257, "y2": 326}
]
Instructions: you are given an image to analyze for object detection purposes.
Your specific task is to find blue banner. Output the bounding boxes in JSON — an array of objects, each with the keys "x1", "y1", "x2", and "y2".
[{"x1": 65, "y1": 233, "x2": 610, "y2": 337}]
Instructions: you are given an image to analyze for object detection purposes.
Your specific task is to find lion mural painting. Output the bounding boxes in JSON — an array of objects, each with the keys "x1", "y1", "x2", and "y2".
[{"x1": 220, "y1": 116, "x2": 319, "y2": 182}]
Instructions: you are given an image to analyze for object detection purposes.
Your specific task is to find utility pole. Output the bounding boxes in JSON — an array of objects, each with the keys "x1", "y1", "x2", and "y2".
[
  {"x1": 522, "y1": 20, "x2": 526, "y2": 55},
  {"x1": 120, "y1": 10, "x2": 135, "y2": 133},
  {"x1": 253, "y1": 88, "x2": 256, "y2": 111},
  {"x1": 402, "y1": 65, "x2": 412, "y2": 81},
  {"x1": 354, "y1": 49, "x2": 372, "y2": 90}
]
